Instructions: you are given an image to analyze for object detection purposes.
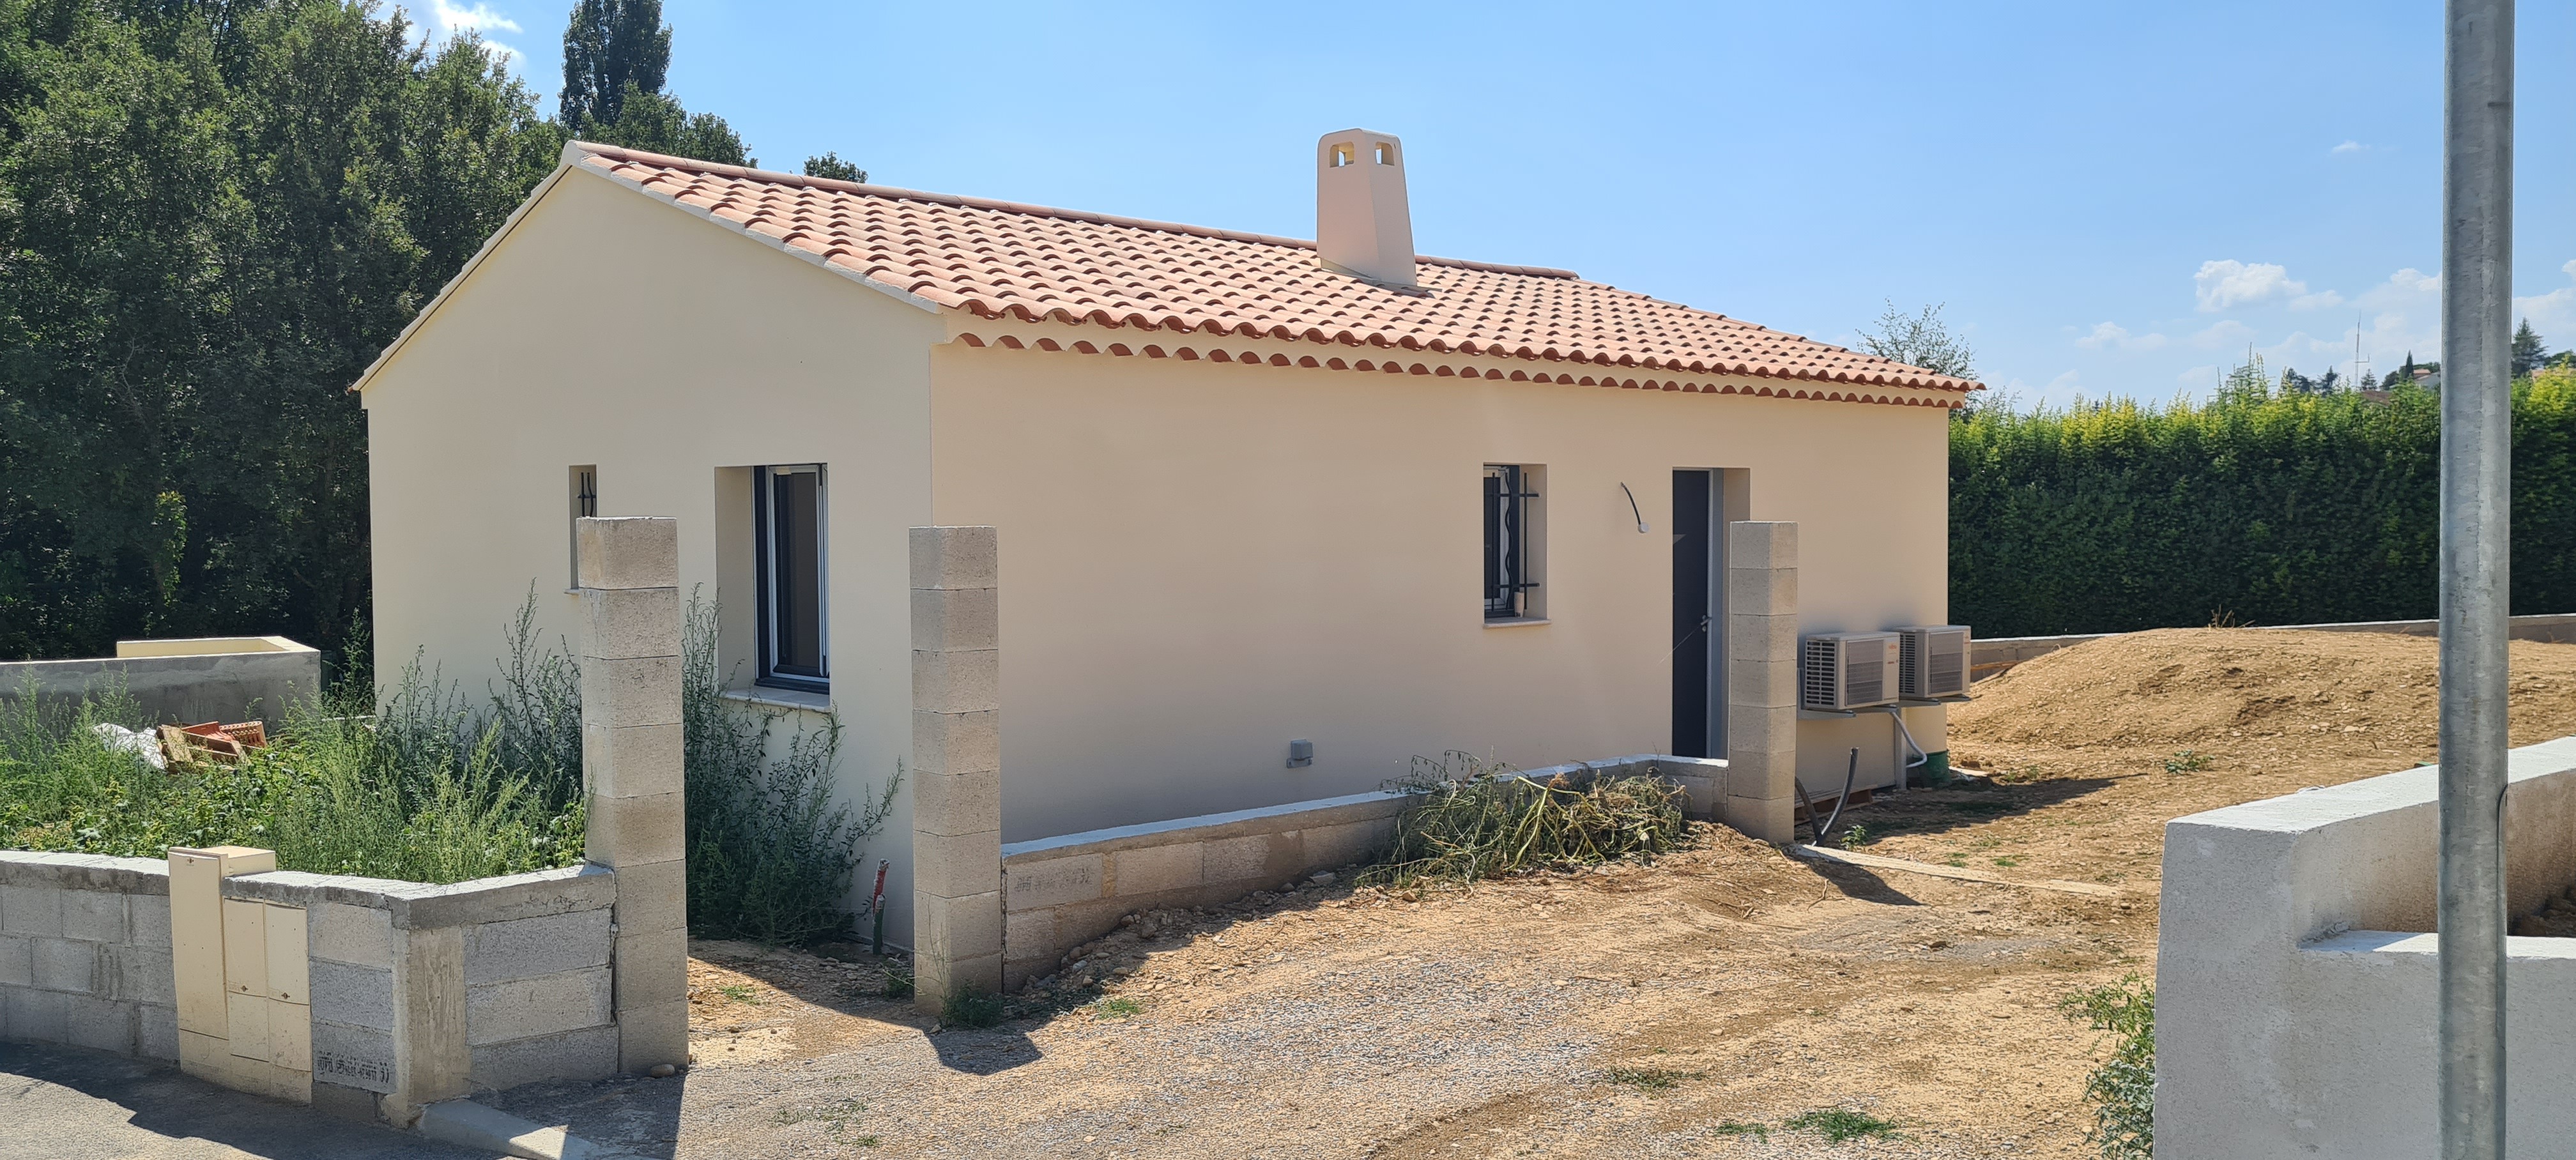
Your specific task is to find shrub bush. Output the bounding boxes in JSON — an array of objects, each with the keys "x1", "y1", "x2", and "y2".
[
  {"x1": 1952, "y1": 373, "x2": 2576, "y2": 637},
  {"x1": 680, "y1": 593, "x2": 898, "y2": 945}
]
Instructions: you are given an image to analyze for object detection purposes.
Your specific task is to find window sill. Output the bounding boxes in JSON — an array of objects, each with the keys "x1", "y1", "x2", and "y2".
[
  {"x1": 1483, "y1": 617, "x2": 1551, "y2": 629},
  {"x1": 722, "y1": 687, "x2": 833, "y2": 713}
]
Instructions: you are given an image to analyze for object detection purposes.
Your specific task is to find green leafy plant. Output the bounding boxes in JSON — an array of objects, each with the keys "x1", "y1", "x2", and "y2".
[
  {"x1": 2060, "y1": 976, "x2": 2154, "y2": 1160},
  {"x1": 2164, "y1": 750, "x2": 2211, "y2": 774},
  {"x1": 1606, "y1": 1066, "x2": 1703, "y2": 1091},
  {"x1": 1088, "y1": 996, "x2": 1141, "y2": 1021},
  {"x1": 1839, "y1": 823, "x2": 1873, "y2": 848},
  {"x1": 1360, "y1": 752, "x2": 1686, "y2": 887},
  {"x1": 1712, "y1": 1121, "x2": 1769, "y2": 1140},
  {"x1": 941, "y1": 986, "x2": 1006, "y2": 1030},
  {"x1": 1782, "y1": 1108, "x2": 1902, "y2": 1141},
  {"x1": 878, "y1": 965, "x2": 914, "y2": 1001},
  {"x1": 680, "y1": 592, "x2": 899, "y2": 945},
  {"x1": 717, "y1": 983, "x2": 758, "y2": 1004}
]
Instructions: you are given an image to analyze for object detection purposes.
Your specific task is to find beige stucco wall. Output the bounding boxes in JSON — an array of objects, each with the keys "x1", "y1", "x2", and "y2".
[
  {"x1": 926, "y1": 344, "x2": 1952, "y2": 841},
  {"x1": 360, "y1": 167, "x2": 939, "y2": 932}
]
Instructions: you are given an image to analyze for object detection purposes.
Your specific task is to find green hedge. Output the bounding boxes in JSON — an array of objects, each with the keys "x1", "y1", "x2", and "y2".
[{"x1": 1951, "y1": 374, "x2": 2576, "y2": 638}]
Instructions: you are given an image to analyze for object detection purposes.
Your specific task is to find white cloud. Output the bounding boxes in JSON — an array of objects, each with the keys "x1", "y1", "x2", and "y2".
[
  {"x1": 412, "y1": 1, "x2": 522, "y2": 62},
  {"x1": 2189, "y1": 319, "x2": 2257, "y2": 350},
  {"x1": 431, "y1": 0, "x2": 519, "y2": 33},
  {"x1": 2333, "y1": 141, "x2": 2368, "y2": 155},
  {"x1": 2290, "y1": 290, "x2": 2345, "y2": 311},
  {"x1": 2511, "y1": 259, "x2": 2576, "y2": 349},
  {"x1": 2076, "y1": 321, "x2": 2168, "y2": 352},
  {"x1": 2196, "y1": 260, "x2": 2308, "y2": 312},
  {"x1": 2177, "y1": 364, "x2": 2221, "y2": 390}
]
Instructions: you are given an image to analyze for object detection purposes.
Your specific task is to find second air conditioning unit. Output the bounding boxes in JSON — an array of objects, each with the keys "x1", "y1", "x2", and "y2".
[
  {"x1": 1801, "y1": 632, "x2": 1899, "y2": 712},
  {"x1": 1896, "y1": 625, "x2": 1973, "y2": 699}
]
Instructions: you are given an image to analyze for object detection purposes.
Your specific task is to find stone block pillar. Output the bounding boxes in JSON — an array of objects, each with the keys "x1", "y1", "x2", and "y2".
[
  {"x1": 1724, "y1": 521, "x2": 1799, "y2": 843},
  {"x1": 575, "y1": 516, "x2": 688, "y2": 1072},
  {"x1": 908, "y1": 526, "x2": 1004, "y2": 1014}
]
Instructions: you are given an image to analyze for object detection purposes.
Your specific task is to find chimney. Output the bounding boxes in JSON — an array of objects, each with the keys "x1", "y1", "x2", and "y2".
[{"x1": 1315, "y1": 129, "x2": 1416, "y2": 287}]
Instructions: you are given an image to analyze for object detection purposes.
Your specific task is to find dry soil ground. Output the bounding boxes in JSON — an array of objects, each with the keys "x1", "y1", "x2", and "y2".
[{"x1": 487, "y1": 629, "x2": 2576, "y2": 1159}]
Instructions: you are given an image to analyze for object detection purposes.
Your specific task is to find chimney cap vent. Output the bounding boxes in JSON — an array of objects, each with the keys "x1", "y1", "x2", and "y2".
[{"x1": 1315, "y1": 128, "x2": 1416, "y2": 288}]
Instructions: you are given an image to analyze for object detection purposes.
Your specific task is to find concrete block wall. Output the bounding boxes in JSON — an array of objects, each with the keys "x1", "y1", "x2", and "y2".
[
  {"x1": 2158, "y1": 735, "x2": 2576, "y2": 1158},
  {"x1": 224, "y1": 862, "x2": 620, "y2": 1120},
  {"x1": 998, "y1": 753, "x2": 1726, "y2": 990},
  {"x1": 0, "y1": 853, "x2": 176, "y2": 1062},
  {"x1": 1723, "y1": 521, "x2": 1798, "y2": 842},
  {"x1": 0, "y1": 637, "x2": 321, "y2": 726},
  {"x1": 0, "y1": 851, "x2": 622, "y2": 1123}
]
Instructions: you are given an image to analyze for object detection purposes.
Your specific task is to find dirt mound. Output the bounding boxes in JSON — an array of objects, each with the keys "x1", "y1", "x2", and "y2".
[{"x1": 1952, "y1": 628, "x2": 2576, "y2": 767}]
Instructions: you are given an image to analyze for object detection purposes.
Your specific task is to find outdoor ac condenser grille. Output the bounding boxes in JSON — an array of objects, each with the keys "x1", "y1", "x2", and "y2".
[
  {"x1": 1896, "y1": 625, "x2": 1973, "y2": 699},
  {"x1": 1800, "y1": 632, "x2": 1899, "y2": 712}
]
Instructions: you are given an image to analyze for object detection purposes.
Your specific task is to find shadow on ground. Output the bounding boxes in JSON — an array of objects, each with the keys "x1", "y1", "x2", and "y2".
[
  {"x1": 484, "y1": 1070, "x2": 687, "y2": 1160},
  {"x1": 1836, "y1": 775, "x2": 2126, "y2": 843},
  {"x1": 0, "y1": 1041, "x2": 479, "y2": 1160}
]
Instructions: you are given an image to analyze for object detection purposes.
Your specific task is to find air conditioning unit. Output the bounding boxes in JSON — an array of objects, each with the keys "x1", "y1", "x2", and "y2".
[
  {"x1": 1800, "y1": 632, "x2": 1899, "y2": 711},
  {"x1": 1896, "y1": 625, "x2": 1973, "y2": 700}
]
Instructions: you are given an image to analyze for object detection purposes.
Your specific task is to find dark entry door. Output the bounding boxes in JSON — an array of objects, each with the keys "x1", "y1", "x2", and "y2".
[{"x1": 1672, "y1": 471, "x2": 1713, "y2": 756}]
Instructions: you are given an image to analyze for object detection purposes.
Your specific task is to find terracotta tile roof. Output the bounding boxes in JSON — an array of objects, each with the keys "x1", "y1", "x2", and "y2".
[{"x1": 567, "y1": 142, "x2": 1982, "y2": 395}]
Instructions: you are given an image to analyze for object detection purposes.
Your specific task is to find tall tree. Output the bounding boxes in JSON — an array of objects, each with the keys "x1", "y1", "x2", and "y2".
[
  {"x1": 556, "y1": 0, "x2": 742, "y2": 164},
  {"x1": 557, "y1": 0, "x2": 667, "y2": 134},
  {"x1": 803, "y1": 151, "x2": 864, "y2": 183},
  {"x1": 0, "y1": 0, "x2": 558, "y2": 660},
  {"x1": 2513, "y1": 318, "x2": 2548, "y2": 378},
  {"x1": 581, "y1": 84, "x2": 745, "y2": 165},
  {"x1": 1856, "y1": 300, "x2": 1977, "y2": 380}
]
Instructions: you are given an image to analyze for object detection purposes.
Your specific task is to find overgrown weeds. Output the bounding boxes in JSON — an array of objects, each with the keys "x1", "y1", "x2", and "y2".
[
  {"x1": 1360, "y1": 752, "x2": 1686, "y2": 887},
  {"x1": 680, "y1": 591, "x2": 898, "y2": 945},
  {"x1": 1605, "y1": 1066, "x2": 1702, "y2": 1091},
  {"x1": 941, "y1": 986, "x2": 1006, "y2": 1029},
  {"x1": 0, "y1": 600, "x2": 586, "y2": 883},
  {"x1": 2060, "y1": 975, "x2": 2154, "y2": 1160},
  {"x1": 1088, "y1": 996, "x2": 1141, "y2": 1021},
  {"x1": 1781, "y1": 1108, "x2": 1903, "y2": 1141}
]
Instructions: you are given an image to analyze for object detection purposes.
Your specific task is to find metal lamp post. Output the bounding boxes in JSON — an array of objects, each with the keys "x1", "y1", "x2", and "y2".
[{"x1": 2438, "y1": 1, "x2": 2513, "y2": 1156}]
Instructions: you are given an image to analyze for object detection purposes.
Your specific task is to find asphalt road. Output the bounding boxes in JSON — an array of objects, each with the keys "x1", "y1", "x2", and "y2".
[{"x1": 0, "y1": 1042, "x2": 498, "y2": 1160}]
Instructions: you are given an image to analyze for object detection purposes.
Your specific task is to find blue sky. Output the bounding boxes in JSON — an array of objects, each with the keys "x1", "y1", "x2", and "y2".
[{"x1": 418, "y1": 0, "x2": 2576, "y2": 409}]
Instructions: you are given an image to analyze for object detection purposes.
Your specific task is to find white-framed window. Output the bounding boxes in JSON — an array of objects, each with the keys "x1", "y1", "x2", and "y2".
[
  {"x1": 755, "y1": 464, "x2": 828, "y2": 692},
  {"x1": 1483, "y1": 464, "x2": 1542, "y2": 620}
]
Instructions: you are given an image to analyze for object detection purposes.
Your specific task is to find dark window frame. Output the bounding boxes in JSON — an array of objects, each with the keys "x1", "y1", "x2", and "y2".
[
  {"x1": 754, "y1": 464, "x2": 829, "y2": 693},
  {"x1": 1483, "y1": 464, "x2": 1538, "y2": 620}
]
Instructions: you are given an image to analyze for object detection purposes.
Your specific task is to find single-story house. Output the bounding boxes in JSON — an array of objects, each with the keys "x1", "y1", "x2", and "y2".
[{"x1": 354, "y1": 132, "x2": 1979, "y2": 932}]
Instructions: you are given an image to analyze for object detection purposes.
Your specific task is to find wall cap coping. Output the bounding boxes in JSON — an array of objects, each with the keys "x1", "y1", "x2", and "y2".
[
  {"x1": 2167, "y1": 735, "x2": 2576, "y2": 838},
  {"x1": 1002, "y1": 754, "x2": 1725, "y2": 864},
  {"x1": 0, "y1": 850, "x2": 171, "y2": 893},
  {"x1": 2307, "y1": 928, "x2": 2576, "y2": 962},
  {"x1": 218, "y1": 862, "x2": 616, "y2": 929}
]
